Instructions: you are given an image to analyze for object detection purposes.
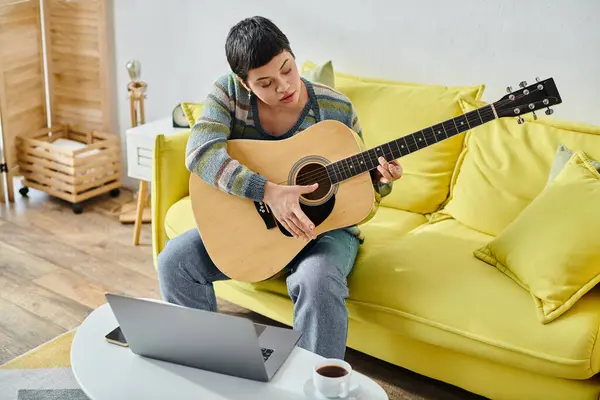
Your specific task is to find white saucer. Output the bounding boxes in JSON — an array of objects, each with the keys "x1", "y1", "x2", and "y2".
[{"x1": 303, "y1": 377, "x2": 362, "y2": 399}]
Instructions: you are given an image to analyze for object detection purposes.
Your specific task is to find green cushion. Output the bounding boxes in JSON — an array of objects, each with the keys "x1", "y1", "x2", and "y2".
[
  {"x1": 547, "y1": 144, "x2": 600, "y2": 185},
  {"x1": 300, "y1": 60, "x2": 335, "y2": 88}
]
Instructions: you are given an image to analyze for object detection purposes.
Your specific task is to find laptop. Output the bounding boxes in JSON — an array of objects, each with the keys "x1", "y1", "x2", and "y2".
[{"x1": 104, "y1": 293, "x2": 301, "y2": 382}]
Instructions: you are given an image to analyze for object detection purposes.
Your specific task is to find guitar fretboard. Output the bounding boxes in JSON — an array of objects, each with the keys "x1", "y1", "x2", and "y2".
[{"x1": 325, "y1": 105, "x2": 496, "y2": 184}]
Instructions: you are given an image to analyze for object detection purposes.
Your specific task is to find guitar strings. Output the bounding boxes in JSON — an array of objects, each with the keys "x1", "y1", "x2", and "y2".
[
  {"x1": 277, "y1": 91, "x2": 544, "y2": 187},
  {"x1": 290, "y1": 106, "x2": 498, "y2": 186},
  {"x1": 285, "y1": 106, "x2": 497, "y2": 187},
  {"x1": 292, "y1": 105, "x2": 498, "y2": 186}
]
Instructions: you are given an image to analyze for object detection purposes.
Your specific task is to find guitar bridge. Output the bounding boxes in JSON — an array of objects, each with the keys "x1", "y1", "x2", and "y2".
[{"x1": 254, "y1": 201, "x2": 277, "y2": 229}]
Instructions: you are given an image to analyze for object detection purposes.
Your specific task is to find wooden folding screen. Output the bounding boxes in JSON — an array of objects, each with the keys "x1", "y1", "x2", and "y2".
[
  {"x1": 0, "y1": 0, "x2": 111, "y2": 202},
  {"x1": 43, "y1": 0, "x2": 112, "y2": 133},
  {"x1": 0, "y1": 0, "x2": 48, "y2": 202}
]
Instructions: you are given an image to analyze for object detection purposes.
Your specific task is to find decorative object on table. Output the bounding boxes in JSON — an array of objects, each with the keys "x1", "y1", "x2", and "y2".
[
  {"x1": 119, "y1": 59, "x2": 151, "y2": 245},
  {"x1": 16, "y1": 126, "x2": 121, "y2": 214},
  {"x1": 126, "y1": 60, "x2": 147, "y2": 127},
  {"x1": 172, "y1": 103, "x2": 190, "y2": 128}
]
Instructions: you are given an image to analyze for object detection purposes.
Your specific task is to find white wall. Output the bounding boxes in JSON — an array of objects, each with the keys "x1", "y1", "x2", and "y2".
[{"x1": 110, "y1": 0, "x2": 600, "y2": 187}]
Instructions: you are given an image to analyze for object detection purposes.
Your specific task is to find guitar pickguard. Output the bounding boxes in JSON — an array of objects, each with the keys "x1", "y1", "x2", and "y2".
[{"x1": 276, "y1": 195, "x2": 336, "y2": 237}]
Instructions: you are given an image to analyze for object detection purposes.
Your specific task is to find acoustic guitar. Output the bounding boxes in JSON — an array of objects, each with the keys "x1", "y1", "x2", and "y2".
[{"x1": 189, "y1": 78, "x2": 562, "y2": 282}]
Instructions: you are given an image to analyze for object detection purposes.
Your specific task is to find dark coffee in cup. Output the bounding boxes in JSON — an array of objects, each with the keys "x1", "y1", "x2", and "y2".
[{"x1": 316, "y1": 365, "x2": 349, "y2": 378}]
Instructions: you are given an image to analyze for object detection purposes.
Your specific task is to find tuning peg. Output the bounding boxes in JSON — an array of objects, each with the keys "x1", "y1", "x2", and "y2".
[
  {"x1": 535, "y1": 77, "x2": 541, "y2": 82},
  {"x1": 545, "y1": 107, "x2": 554, "y2": 115},
  {"x1": 519, "y1": 81, "x2": 527, "y2": 88},
  {"x1": 506, "y1": 86, "x2": 513, "y2": 93},
  {"x1": 517, "y1": 116, "x2": 525, "y2": 124},
  {"x1": 532, "y1": 111, "x2": 537, "y2": 120}
]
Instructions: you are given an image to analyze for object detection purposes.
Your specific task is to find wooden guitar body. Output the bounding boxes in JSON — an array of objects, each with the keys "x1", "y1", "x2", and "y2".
[{"x1": 189, "y1": 120, "x2": 377, "y2": 283}]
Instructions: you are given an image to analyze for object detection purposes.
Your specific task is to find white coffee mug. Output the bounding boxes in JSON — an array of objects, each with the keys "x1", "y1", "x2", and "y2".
[{"x1": 313, "y1": 358, "x2": 352, "y2": 398}]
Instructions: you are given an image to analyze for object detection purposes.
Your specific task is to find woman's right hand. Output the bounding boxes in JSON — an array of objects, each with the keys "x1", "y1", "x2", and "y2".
[{"x1": 262, "y1": 181, "x2": 319, "y2": 241}]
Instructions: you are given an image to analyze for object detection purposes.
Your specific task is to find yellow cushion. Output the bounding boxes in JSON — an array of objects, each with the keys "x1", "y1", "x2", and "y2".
[
  {"x1": 302, "y1": 60, "x2": 485, "y2": 214},
  {"x1": 474, "y1": 151, "x2": 600, "y2": 324},
  {"x1": 437, "y1": 98, "x2": 600, "y2": 236},
  {"x1": 180, "y1": 102, "x2": 204, "y2": 126}
]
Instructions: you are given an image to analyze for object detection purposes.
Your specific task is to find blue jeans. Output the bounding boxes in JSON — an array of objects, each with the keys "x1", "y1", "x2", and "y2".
[{"x1": 157, "y1": 228, "x2": 360, "y2": 359}]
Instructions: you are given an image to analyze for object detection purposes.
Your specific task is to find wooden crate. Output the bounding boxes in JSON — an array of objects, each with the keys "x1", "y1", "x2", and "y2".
[{"x1": 16, "y1": 125, "x2": 121, "y2": 212}]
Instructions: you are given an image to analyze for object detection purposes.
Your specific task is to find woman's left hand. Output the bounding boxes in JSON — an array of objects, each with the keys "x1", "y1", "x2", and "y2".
[{"x1": 374, "y1": 157, "x2": 403, "y2": 184}]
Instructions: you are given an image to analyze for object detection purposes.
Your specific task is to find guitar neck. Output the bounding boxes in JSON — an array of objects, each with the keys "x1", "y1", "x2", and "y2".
[{"x1": 326, "y1": 104, "x2": 497, "y2": 184}]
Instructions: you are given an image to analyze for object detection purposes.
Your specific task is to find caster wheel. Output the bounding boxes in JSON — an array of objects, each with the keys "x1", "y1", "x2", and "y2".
[
  {"x1": 19, "y1": 187, "x2": 29, "y2": 197},
  {"x1": 72, "y1": 203, "x2": 83, "y2": 214},
  {"x1": 109, "y1": 188, "x2": 121, "y2": 198}
]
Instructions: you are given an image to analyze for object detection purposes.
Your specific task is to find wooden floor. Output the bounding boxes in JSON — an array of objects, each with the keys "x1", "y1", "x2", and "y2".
[{"x1": 0, "y1": 183, "x2": 484, "y2": 400}]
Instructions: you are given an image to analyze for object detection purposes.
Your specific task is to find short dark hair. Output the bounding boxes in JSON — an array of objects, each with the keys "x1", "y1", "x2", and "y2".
[{"x1": 225, "y1": 16, "x2": 294, "y2": 82}]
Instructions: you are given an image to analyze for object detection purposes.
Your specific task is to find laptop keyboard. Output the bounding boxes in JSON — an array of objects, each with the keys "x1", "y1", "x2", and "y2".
[{"x1": 261, "y1": 347, "x2": 274, "y2": 362}]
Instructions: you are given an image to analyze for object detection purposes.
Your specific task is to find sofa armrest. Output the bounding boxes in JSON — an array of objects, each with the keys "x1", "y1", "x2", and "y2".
[{"x1": 151, "y1": 130, "x2": 191, "y2": 269}]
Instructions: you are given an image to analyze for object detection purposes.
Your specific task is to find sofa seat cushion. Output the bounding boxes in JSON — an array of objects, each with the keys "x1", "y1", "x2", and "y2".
[
  {"x1": 164, "y1": 195, "x2": 194, "y2": 239},
  {"x1": 231, "y1": 206, "x2": 429, "y2": 296},
  {"x1": 164, "y1": 196, "x2": 426, "y2": 242},
  {"x1": 164, "y1": 199, "x2": 426, "y2": 290},
  {"x1": 349, "y1": 218, "x2": 600, "y2": 380}
]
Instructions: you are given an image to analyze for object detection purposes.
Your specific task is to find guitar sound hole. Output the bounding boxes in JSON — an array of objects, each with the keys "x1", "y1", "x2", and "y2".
[{"x1": 296, "y1": 163, "x2": 331, "y2": 201}]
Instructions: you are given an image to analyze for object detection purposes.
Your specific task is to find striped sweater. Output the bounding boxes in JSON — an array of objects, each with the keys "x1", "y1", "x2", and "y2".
[{"x1": 185, "y1": 73, "x2": 392, "y2": 239}]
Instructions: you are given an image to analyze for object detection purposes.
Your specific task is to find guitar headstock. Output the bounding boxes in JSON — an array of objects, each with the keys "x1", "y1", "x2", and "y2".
[{"x1": 493, "y1": 78, "x2": 562, "y2": 123}]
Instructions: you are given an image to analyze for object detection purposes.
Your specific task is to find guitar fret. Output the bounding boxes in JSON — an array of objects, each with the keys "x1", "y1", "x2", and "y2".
[
  {"x1": 398, "y1": 137, "x2": 409, "y2": 155},
  {"x1": 336, "y1": 160, "x2": 346, "y2": 180},
  {"x1": 408, "y1": 134, "x2": 419, "y2": 151},
  {"x1": 467, "y1": 111, "x2": 482, "y2": 129},
  {"x1": 375, "y1": 145, "x2": 384, "y2": 161},
  {"x1": 440, "y1": 122, "x2": 448, "y2": 138},
  {"x1": 454, "y1": 115, "x2": 467, "y2": 133},
  {"x1": 425, "y1": 127, "x2": 437, "y2": 144},
  {"x1": 358, "y1": 152, "x2": 367, "y2": 172},
  {"x1": 415, "y1": 131, "x2": 426, "y2": 148},
  {"x1": 366, "y1": 149, "x2": 373, "y2": 168},
  {"x1": 443, "y1": 120, "x2": 456, "y2": 137},
  {"x1": 339, "y1": 160, "x2": 347, "y2": 180},
  {"x1": 326, "y1": 164, "x2": 336, "y2": 184},
  {"x1": 420, "y1": 130, "x2": 429, "y2": 146},
  {"x1": 432, "y1": 125, "x2": 444, "y2": 141},
  {"x1": 386, "y1": 142, "x2": 396, "y2": 159},
  {"x1": 352, "y1": 155, "x2": 361, "y2": 173},
  {"x1": 476, "y1": 108, "x2": 484, "y2": 124},
  {"x1": 370, "y1": 150, "x2": 377, "y2": 169},
  {"x1": 393, "y1": 140, "x2": 402, "y2": 158},
  {"x1": 342, "y1": 157, "x2": 351, "y2": 178}
]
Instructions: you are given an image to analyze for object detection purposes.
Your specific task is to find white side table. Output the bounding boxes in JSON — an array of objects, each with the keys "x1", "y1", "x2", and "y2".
[
  {"x1": 125, "y1": 117, "x2": 188, "y2": 245},
  {"x1": 71, "y1": 303, "x2": 388, "y2": 400}
]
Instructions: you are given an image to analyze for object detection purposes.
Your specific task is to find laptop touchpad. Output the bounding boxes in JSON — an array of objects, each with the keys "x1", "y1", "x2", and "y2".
[{"x1": 253, "y1": 323, "x2": 266, "y2": 337}]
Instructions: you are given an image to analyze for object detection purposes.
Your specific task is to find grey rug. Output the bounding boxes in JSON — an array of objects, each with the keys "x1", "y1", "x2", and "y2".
[
  {"x1": 17, "y1": 390, "x2": 88, "y2": 400},
  {"x1": 0, "y1": 369, "x2": 88, "y2": 400}
]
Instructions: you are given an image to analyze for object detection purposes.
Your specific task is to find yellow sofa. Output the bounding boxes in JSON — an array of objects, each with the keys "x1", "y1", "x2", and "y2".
[{"x1": 151, "y1": 67, "x2": 600, "y2": 400}]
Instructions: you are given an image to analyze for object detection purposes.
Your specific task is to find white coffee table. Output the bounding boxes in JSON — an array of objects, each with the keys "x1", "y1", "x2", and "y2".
[{"x1": 71, "y1": 303, "x2": 388, "y2": 400}]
